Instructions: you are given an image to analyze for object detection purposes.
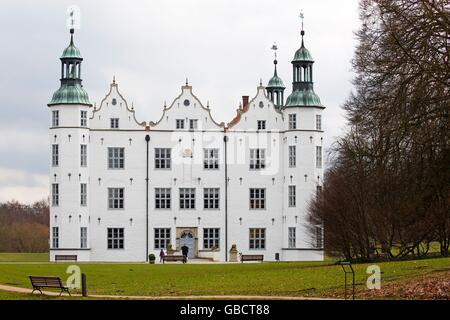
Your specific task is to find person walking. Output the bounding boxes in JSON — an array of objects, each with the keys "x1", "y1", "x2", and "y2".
[
  {"x1": 159, "y1": 249, "x2": 165, "y2": 263},
  {"x1": 181, "y1": 244, "x2": 189, "y2": 263}
]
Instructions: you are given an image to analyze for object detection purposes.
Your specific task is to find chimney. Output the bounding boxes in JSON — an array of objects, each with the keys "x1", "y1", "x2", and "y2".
[{"x1": 242, "y1": 96, "x2": 249, "y2": 110}]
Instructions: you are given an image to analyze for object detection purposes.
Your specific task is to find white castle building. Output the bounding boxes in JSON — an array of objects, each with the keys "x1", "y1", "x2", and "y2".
[{"x1": 48, "y1": 23, "x2": 325, "y2": 262}]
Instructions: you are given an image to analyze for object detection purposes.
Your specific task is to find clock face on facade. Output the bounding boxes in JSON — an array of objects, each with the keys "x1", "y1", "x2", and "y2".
[
  {"x1": 183, "y1": 99, "x2": 190, "y2": 106},
  {"x1": 112, "y1": 98, "x2": 117, "y2": 105}
]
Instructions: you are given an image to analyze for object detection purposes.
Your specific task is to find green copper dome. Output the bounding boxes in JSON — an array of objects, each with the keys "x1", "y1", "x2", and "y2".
[
  {"x1": 61, "y1": 36, "x2": 82, "y2": 59},
  {"x1": 293, "y1": 46, "x2": 313, "y2": 62},
  {"x1": 48, "y1": 84, "x2": 91, "y2": 106},
  {"x1": 285, "y1": 88, "x2": 322, "y2": 107},
  {"x1": 267, "y1": 75, "x2": 285, "y2": 89}
]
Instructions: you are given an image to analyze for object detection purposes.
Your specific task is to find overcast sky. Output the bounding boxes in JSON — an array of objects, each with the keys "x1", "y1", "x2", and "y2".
[{"x1": 0, "y1": 0, "x2": 360, "y2": 203}]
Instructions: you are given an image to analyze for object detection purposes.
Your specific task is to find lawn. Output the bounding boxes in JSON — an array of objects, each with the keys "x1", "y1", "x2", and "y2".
[
  {"x1": 0, "y1": 254, "x2": 448, "y2": 298},
  {"x1": 0, "y1": 253, "x2": 49, "y2": 262}
]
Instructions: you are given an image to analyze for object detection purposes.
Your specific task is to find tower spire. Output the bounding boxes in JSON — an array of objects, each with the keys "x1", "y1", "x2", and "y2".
[
  {"x1": 271, "y1": 43, "x2": 278, "y2": 76},
  {"x1": 300, "y1": 10, "x2": 305, "y2": 47}
]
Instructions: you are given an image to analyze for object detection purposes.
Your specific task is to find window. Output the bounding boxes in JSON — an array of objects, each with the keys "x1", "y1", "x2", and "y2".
[
  {"x1": 203, "y1": 149, "x2": 219, "y2": 170},
  {"x1": 249, "y1": 149, "x2": 266, "y2": 170},
  {"x1": 316, "y1": 146, "x2": 322, "y2": 168},
  {"x1": 155, "y1": 148, "x2": 171, "y2": 169},
  {"x1": 107, "y1": 228, "x2": 124, "y2": 249},
  {"x1": 204, "y1": 188, "x2": 220, "y2": 209},
  {"x1": 108, "y1": 188, "x2": 124, "y2": 209},
  {"x1": 203, "y1": 228, "x2": 220, "y2": 249},
  {"x1": 52, "y1": 110, "x2": 59, "y2": 127},
  {"x1": 316, "y1": 185, "x2": 323, "y2": 196},
  {"x1": 110, "y1": 118, "x2": 119, "y2": 129},
  {"x1": 288, "y1": 227, "x2": 296, "y2": 248},
  {"x1": 189, "y1": 119, "x2": 198, "y2": 129},
  {"x1": 80, "y1": 144, "x2": 87, "y2": 167},
  {"x1": 52, "y1": 184, "x2": 59, "y2": 206},
  {"x1": 249, "y1": 228, "x2": 265, "y2": 249},
  {"x1": 155, "y1": 188, "x2": 171, "y2": 209},
  {"x1": 108, "y1": 147, "x2": 125, "y2": 169},
  {"x1": 80, "y1": 227, "x2": 87, "y2": 249},
  {"x1": 80, "y1": 183, "x2": 87, "y2": 206},
  {"x1": 179, "y1": 188, "x2": 195, "y2": 209},
  {"x1": 154, "y1": 228, "x2": 171, "y2": 249},
  {"x1": 289, "y1": 146, "x2": 296, "y2": 168},
  {"x1": 316, "y1": 115, "x2": 322, "y2": 130},
  {"x1": 315, "y1": 226, "x2": 323, "y2": 248},
  {"x1": 257, "y1": 120, "x2": 266, "y2": 130},
  {"x1": 288, "y1": 114, "x2": 297, "y2": 129},
  {"x1": 288, "y1": 185, "x2": 296, "y2": 207},
  {"x1": 52, "y1": 144, "x2": 59, "y2": 167},
  {"x1": 80, "y1": 110, "x2": 87, "y2": 127},
  {"x1": 52, "y1": 227, "x2": 59, "y2": 248},
  {"x1": 249, "y1": 188, "x2": 266, "y2": 209},
  {"x1": 176, "y1": 119, "x2": 185, "y2": 129}
]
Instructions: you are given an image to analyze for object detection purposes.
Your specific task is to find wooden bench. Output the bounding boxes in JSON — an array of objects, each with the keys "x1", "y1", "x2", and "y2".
[
  {"x1": 29, "y1": 276, "x2": 71, "y2": 296},
  {"x1": 240, "y1": 254, "x2": 264, "y2": 263},
  {"x1": 55, "y1": 255, "x2": 77, "y2": 263},
  {"x1": 162, "y1": 255, "x2": 187, "y2": 264}
]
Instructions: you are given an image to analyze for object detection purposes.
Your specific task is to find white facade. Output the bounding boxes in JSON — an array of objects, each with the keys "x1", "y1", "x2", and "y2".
[{"x1": 48, "y1": 29, "x2": 325, "y2": 262}]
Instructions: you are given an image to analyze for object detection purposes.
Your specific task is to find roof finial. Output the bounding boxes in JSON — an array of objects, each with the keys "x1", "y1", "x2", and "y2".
[
  {"x1": 113, "y1": 75, "x2": 116, "y2": 84},
  {"x1": 299, "y1": 10, "x2": 305, "y2": 47},
  {"x1": 260, "y1": 78, "x2": 263, "y2": 86},
  {"x1": 185, "y1": 78, "x2": 189, "y2": 86}
]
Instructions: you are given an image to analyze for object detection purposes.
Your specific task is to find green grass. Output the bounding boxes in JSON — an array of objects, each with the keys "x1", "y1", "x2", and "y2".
[
  {"x1": 0, "y1": 256, "x2": 448, "y2": 298},
  {"x1": 0, "y1": 253, "x2": 49, "y2": 262}
]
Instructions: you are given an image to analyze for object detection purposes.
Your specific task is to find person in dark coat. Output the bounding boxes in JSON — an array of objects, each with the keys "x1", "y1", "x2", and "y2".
[
  {"x1": 159, "y1": 249, "x2": 165, "y2": 262},
  {"x1": 181, "y1": 245, "x2": 189, "y2": 260}
]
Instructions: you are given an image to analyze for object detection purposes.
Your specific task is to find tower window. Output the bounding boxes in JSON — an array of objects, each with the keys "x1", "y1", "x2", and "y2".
[
  {"x1": 316, "y1": 115, "x2": 322, "y2": 131},
  {"x1": 155, "y1": 188, "x2": 171, "y2": 209},
  {"x1": 80, "y1": 144, "x2": 88, "y2": 167},
  {"x1": 250, "y1": 149, "x2": 266, "y2": 170},
  {"x1": 107, "y1": 228, "x2": 124, "y2": 249},
  {"x1": 52, "y1": 183, "x2": 59, "y2": 206},
  {"x1": 288, "y1": 227, "x2": 296, "y2": 248},
  {"x1": 154, "y1": 228, "x2": 171, "y2": 249},
  {"x1": 155, "y1": 148, "x2": 171, "y2": 169},
  {"x1": 52, "y1": 144, "x2": 59, "y2": 167},
  {"x1": 315, "y1": 225, "x2": 323, "y2": 248},
  {"x1": 179, "y1": 188, "x2": 196, "y2": 209},
  {"x1": 257, "y1": 120, "x2": 266, "y2": 130},
  {"x1": 80, "y1": 110, "x2": 87, "y2": 127},
  {"x1": 110, "y1": 118, "x2": 119, "y2": 129},
  {"x1": 108, "y1": 188, "x2": 124, "y2": 209},
  {"x1": 288, "y1": 185, "x2": 296, "y2": 207},
  {"x1": 52, "y1": 227, "x2": 59, "y2": 249},
  {"x1": 249, "y1": 228, "x2": 266, "y2": 249},
  {"x1": 204, "y1": 188, "x2": 220, "y2": 209},
  {"x1": 203, "y1": 228, "x2": 220, "y2": 249},
  {"x1": 316, "y1": 146, "x2": 323, "y2": 169},
  {"x1": 80, "y1": 183, "x2": 87, "y2": 206},
  {"x1": 249, "y1": 188, "x2": 266, "y2": 209},
  {"x1": 108, "y1": 147, "x2": 125, "y2": 169},
  {"x1": 289, "y1": 146, "x2": 296, "y2": 168},
  {"x1": 289, "y1": 114, "x2": 297, "y2": 129},
  {"x1": 176, "y1": 119, "x2": 185, "y2": 129},
  {"x1": 52, "y1": 110, "x2": 59, "y2": 127},
  {"x1": 203, "y1": 148, "x2": 219, "y2": 170},
  {"x1": 80, "y1": 227, "x2": 88, "y2": 249}
]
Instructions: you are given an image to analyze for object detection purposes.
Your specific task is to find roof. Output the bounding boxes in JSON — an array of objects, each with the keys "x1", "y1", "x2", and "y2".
[
  {"x1": 267, "y1": 75, "x2": 285, "y2": 89},
  {"x1": 285, "y1": 88, "x2": 322, "y2": 108},
  {"x1": 48, "y1": 83, "x2": 91, "y2": 106},
  {"x1": 61, "y1": 35, "x2": 82, "y2": 59},
  {"x1": 293, "y1": 46, "x2": 313, "y2": 62}
]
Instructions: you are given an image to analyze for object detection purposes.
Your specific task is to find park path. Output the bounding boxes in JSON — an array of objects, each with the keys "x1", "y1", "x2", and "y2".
[{"x1": 0, "y1": 284, "x2": 330, "y2": 300}]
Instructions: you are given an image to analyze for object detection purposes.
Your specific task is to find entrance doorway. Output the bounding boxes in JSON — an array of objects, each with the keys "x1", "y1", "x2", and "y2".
[{"x1": 180, "y1": 230, "x2": 195, "y2": 258}]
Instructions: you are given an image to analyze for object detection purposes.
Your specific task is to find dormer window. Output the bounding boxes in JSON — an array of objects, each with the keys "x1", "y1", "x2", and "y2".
[
  {"x1": 176, "y1": 119, "x2": 185, "y2": 129},
  {"x1": 257, "y1": 120, "x2": 266, "y2": 130},
  {"x1": 110, "y1": 118, "x2": 119, "y2": 129}
]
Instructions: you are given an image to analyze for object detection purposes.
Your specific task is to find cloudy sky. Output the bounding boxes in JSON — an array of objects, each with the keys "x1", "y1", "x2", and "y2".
[{"x1": 0, "y1": 0, "x2": 360, "y2": 203}]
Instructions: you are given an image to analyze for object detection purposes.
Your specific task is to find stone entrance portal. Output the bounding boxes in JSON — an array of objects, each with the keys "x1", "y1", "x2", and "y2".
[{"x1": 176, "y1": 227, "x2": 198, "y2": 258}]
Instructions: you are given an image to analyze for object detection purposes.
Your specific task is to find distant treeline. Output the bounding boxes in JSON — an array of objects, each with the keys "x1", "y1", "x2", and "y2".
[{"x1": 0, "y1": 201, "x2": 49, "y2": 252}]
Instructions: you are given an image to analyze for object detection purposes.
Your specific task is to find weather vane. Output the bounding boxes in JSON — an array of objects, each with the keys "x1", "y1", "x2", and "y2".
[
  {"x1": 271, "y1": 43, "x2": 278, "y2": 60},
  {"x1": 299, "y1": 10, "x2": 304, "y2": 31},
  {"x1": 66, "y1": 5, "x2": 81, "y2": 31}
]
